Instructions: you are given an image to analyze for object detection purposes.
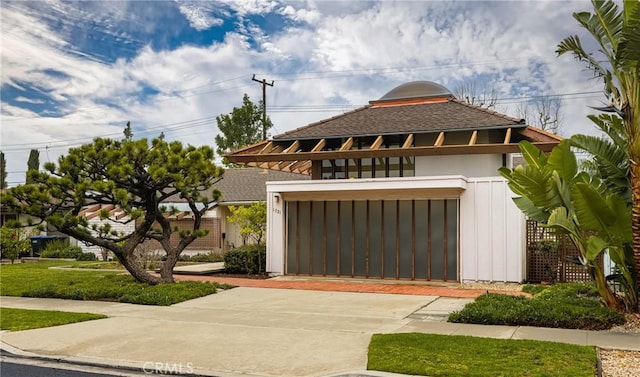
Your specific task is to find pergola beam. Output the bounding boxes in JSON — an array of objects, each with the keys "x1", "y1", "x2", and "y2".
[
  {"x1": 371, "y1": 135, "x2": 384, "y2": 150},
  {"x1": 258, "y1": 141, "x2": 274, "y2": 154},
  {"x1": 503, "y1": 128, "x2": 512, "y2": 144},
  {"x1": 227, "y1": 142, "x2": 559, "y2": 163},
  {"x1": 468, "y1": 130, "x2": 478, "y2": 146},
  {"x1": 311, "y1": 138, "x2": 326, "y2": 152},
  {"x1": 339, "y1": 137, "x2": 354, "y2": 151},
  {"x1": 402, "y1": 134, "x2": 414, "y2": 149},
  {"x1": 282, "y1": 140, "x2": 300, "y2": 153}
]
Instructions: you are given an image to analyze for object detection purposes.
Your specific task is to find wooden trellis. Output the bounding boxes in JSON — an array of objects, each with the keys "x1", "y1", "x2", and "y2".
[{"x1": 525, "y1": 220, "x2": 597, "y2": 283}]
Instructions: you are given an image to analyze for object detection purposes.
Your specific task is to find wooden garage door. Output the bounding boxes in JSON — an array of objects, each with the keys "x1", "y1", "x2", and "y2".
[{"x1": 286, "y1": 199, "x2": 458, "y2": 281}]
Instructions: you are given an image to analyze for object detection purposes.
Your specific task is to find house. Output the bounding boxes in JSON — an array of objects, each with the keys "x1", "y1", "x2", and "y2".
[
  {"x1": 225, "y1": 81, "x2": 561, "y2": 282},
  {"x1": 74, "y1": 204, "x2": 134, "y2": 258}
]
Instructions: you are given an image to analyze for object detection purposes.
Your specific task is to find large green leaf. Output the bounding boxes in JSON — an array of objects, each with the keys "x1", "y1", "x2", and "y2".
[
  {"x1": 573, "y1": 182, "x2": 616, "y2": 231},
  {"x1": 607, "y1": 193, "x2": 633, "y2": 243},
  {"x1": 586, "y1": 235, "x2": 609, "y2": 261},
  {"x1": 513, "y1": 197, "x2": 549, "y2": 223},
  {"x1": 508, "y1": 166, "x2": 562, "y2": 210},
  {"x1": 547, "y1": 207, "x2": 577, "y2": 235},
  {"x1": 617, "y1": 0, "x2": 640, "y2": 61},
  {"x1": 547, "y1": 140, "x2": 578, "y2": 181},
  {"x1": 518, "y1": 141, "x2": 547, "y2": 170}
]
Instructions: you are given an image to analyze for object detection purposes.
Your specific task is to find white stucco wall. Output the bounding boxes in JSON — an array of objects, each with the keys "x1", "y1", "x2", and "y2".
[{"x1": 415, "y1": 154, "x2": 503, "y2": 178}]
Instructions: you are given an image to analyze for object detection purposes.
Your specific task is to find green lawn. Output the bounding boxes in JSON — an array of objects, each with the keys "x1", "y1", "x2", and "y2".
[
  {"x1": 0, "y1": 261, "x2": 233, "y2": 306},
  {"x1": 0, "y1": 307, "x2": 107, "y2": 331},
  {"x1": 368, "y1": 333, "x2": 597, "y2": 377}
]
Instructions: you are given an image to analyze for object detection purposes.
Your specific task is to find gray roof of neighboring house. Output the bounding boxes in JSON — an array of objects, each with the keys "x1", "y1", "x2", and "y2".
[
  {"x1": 165, "y1": 167, "x2": 309, "y2": 204},
  {"x1": 273, "y1": 99, "x2": 524, "y2": 141}
]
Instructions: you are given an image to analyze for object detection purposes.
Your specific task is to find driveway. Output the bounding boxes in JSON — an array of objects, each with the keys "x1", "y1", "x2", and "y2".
[{"x1": 1, "y1": 288, "x2": 440, "y2": 377}]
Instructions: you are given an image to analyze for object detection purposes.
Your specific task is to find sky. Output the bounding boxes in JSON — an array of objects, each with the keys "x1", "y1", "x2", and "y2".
[{"x1": 0, "y1": 0, "x2": 611, "y2": 186}]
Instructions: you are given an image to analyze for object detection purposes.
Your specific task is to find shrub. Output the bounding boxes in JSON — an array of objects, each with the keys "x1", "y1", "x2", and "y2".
[
  {"x1": 0, "y1": 226, "x2": 33, "y2": 262},
  {"x1": 223, "y1": 245, "x2": 266, "y2": 274},
  {"x1": 76, "y1": 252, "x2": 98, "y2": 261},
  {"x1": 177, "y1": 252, "x2": 224, "y2": 263},
  {"x1": 40, "y1": 240, "x2": 84, "y2": 259},
  {"x1": 449, "y1": 283, "x2": 625, "y2": 330}
]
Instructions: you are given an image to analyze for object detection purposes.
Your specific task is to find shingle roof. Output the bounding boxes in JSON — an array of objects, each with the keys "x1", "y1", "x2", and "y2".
[
  {"x1": 165, "y1": 168, "x2": 309, "y2": 204},
  {"x1": 274, "y1": 99, "x2": 524, "y2": 141},
  {"x1": 215, "y1": 168, "x2": 309, "y2": 202}
]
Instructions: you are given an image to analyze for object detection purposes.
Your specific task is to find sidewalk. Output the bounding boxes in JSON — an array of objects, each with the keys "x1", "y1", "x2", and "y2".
[{"x1": 1, "y1": 286, "x2": 639, "y2": 377}]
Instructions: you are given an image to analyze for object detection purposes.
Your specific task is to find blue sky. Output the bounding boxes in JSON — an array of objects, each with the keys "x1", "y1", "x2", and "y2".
[{"x1": 1, "y1": 0, "x2": 608, "y2": 185}]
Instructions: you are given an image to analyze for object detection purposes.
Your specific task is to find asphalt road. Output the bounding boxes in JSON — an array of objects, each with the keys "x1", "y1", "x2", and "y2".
[{"x1": 0, "y1": 352, "x2": 147, "y2": 377}]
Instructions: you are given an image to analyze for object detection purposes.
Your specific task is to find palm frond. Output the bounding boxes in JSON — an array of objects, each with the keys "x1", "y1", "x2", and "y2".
[
  {"x1": 556, "y1": 35, "x2": 608, "y2": 78},
  {"x1": 617, "y1": 0, "x2": 640, "y2": 62}
]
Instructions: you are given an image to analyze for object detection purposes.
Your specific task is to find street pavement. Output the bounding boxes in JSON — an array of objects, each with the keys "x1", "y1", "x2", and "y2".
[{"x1": 1, "y1": 287, "x2": 639, "y2": 377}]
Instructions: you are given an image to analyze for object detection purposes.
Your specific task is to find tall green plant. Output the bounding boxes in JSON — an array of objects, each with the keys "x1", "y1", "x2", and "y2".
[
  {"x1": 557, "y1": 0, "x2": 640, "y2": 303},
  {"x1": 227, "y1": 202, "x2": 267, "y2": 246},
  {"x1": 500, "y1": 141, "x2": 637, "y2": 312},
  {"x1": 26, "y1": 149, "x2": 39, "y2": 184},
  {"x1": 215, "y1": 94, "x2": 272, "y2": 166},
  {"x1": 0, "y1": 151, "x2": 7, "y2": 189},
  {"x1": 0, "y1": 226, "x2": 34, "y2": 263}
]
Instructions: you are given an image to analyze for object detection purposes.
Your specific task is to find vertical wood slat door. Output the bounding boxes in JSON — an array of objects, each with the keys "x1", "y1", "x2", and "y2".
[{"x1": 286, "y1": 199, "x2": 458, "y2": 281}]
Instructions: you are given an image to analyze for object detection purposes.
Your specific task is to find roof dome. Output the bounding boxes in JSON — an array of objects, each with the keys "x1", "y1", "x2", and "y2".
[{"x1": 378, "y1": 81, "x2": 452, "y2": 101}]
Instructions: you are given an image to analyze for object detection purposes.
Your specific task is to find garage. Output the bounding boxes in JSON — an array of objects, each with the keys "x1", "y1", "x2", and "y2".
[{"x1": 285, "y1": 199, "x2": 458, "y2": 281}]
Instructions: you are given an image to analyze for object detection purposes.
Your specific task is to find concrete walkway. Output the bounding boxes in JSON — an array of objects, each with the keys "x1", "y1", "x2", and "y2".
[{"x1": 1, "y1": 287, "x2": 638, "y2": 377}]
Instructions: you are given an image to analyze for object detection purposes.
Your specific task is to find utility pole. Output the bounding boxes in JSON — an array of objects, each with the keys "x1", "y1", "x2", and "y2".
[{"x1": 252, "y1": 74, "x2": 274, "y2": 140}]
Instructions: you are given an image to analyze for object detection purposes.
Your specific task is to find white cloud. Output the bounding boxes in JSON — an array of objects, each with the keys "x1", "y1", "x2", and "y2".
[
  {"x1": 13, "y1": 96, "x2": 46, "y2": 104},
  {"x1": 0, "y1": 0, "x2": 613, "y2": 185},
  {"x1": 220, "y1": 0, "x2": 279, "y2": 16},
  {"x1": 177, "y1": 2, "x2": 224, "y2": 30}
]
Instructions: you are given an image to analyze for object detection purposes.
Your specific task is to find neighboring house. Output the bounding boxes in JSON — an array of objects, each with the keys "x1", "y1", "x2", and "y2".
[
  {"x1": 142, "y1": 168, "x2": 309, "y2": 254},
  {"x1": 226, "y1": 81, "x2": 562, "y2": 283},
  {"x1": 74, "y1": 204, "x2": 134, "y2": 258}
]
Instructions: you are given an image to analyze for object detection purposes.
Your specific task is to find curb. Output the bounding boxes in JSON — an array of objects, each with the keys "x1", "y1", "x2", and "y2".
[{"x1": 0, "y1": 341, "x2": 244, "y2": 377}]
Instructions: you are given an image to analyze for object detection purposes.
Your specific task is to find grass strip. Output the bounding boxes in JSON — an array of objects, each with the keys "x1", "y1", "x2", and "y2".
[
  {"x1": 368, "y1": 333, "x2": 596, "y2": 377},
  {"x1": 0, "y1": 307, "x2": 107, "y2": 331},
  {"x1": 0, "y1": 261, "x2": 233, "y2": 306}
]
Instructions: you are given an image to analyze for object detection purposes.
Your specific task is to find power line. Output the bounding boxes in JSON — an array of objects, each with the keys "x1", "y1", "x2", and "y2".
[
  {"x1": 0, "y1": 89, "x2": 608, "y2": 152},
  {"x1": 1, "y1": 116, "x2": 217, "y2": 152},
  {"x1": 1, "y1": 79, "x2": 252, "y2": 123}
]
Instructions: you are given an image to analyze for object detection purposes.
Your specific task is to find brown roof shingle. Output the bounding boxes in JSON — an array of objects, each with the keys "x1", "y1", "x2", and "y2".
[
  {"x1": 274, "y1": 99, "x2": 524, "y2": 141},
  {"x1": 165, "y1": 168, "x2": 309, "y2": 204}
]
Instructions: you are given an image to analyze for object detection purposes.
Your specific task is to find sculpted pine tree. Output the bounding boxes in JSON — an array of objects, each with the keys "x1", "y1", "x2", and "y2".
[
  {"x1": 1, "y1": 136, "x2": 223, "y2": 284},
  {"x1": 215, "y1": 94, "x2": 272, "y2": 165}
]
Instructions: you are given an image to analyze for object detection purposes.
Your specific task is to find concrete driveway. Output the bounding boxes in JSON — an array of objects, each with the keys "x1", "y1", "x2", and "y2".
[{"x1": 1, "y1": 288, "x2": 440, "y2": 377}]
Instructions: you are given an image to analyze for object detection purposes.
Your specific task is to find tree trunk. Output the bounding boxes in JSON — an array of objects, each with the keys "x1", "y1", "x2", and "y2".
[
  {"x1": 117, "y1": 251, "x2": 163, "y2": 285},
  {"x1": 590, "y1": 264, "x2": 623, "y2": 310},
  {"x1": 159, "y1": 249, "x2": 178, "y2": 283},
  {"x1": 632, "y1": 162, "x2": 640, "y2": 312}
]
